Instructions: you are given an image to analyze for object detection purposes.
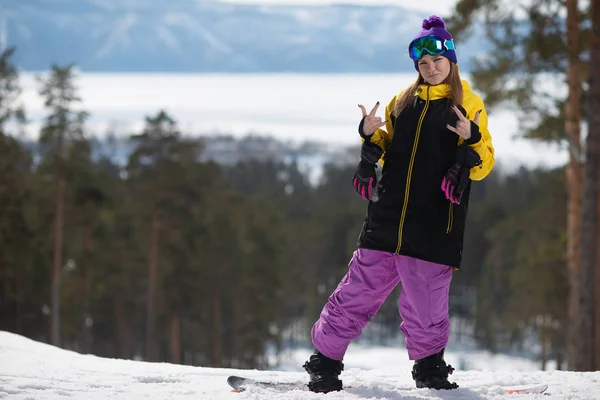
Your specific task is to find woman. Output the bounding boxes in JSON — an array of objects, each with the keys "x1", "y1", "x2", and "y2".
[{"x1": 303, "y1": 15, "x2": 495, "y2": 393}]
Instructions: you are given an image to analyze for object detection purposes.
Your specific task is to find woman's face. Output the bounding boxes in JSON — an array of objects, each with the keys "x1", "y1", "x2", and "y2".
[{"x1": 417, "y1": 54, "x2": 451, "y2": 86}]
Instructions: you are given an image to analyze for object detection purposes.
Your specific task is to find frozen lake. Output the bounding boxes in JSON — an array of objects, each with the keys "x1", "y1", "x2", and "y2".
[{"x1": 19, "y1": 72, "x2": 568, "y2": 172}]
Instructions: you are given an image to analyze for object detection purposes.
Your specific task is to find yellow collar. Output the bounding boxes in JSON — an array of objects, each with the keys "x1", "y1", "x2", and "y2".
[{"x1": 416, "y1": 79, "x2": 471, "y2": 100}]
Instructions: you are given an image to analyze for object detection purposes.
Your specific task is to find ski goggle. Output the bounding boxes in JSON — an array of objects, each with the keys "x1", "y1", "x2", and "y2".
[{"x1": 408, "y1": 35, "x2": 456, "y2": 60}]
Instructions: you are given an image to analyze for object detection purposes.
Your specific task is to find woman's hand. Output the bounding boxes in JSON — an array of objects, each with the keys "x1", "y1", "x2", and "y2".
[
  {"x1": 447, "y1": 105, "x2": 481, "y2": 140},
  {"x1": 358, "y1": 102, "x2": 387, "y2": 137}
]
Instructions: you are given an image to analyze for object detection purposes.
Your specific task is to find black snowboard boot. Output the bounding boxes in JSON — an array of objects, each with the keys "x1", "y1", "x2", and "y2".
[
  {"x1": 411, "y1": 349, "x2": 458, "y2": 390},
  {"x1": 302, "y1": 350, "x2": 344, "y2": 393}
]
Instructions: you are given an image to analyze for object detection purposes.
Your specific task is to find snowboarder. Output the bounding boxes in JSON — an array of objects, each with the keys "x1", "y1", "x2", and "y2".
[{"x1": 303, "y1": 15, "x2": 495, "y2": 393}]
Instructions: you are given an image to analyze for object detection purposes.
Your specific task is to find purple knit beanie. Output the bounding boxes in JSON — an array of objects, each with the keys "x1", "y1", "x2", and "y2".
[{"x1": 410, "y1": 15, "x2": 457, "y2": 71}]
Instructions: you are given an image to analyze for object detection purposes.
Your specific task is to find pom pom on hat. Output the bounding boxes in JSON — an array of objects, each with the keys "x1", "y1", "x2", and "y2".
[
  {"x1": 421, "y1": 15, "x2": 446, "y2": 30},
  {"x1": 413, "y1": 15, "x2": 453, "y2": 42}
]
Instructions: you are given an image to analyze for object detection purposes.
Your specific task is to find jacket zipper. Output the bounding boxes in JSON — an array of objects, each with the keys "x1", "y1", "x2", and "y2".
[
  {"x1": 396, "y1": 86, "x2": 430, "y2": 253},
  {"x1": 446, "y1": 202, "x2": 454, "y2": 234}
]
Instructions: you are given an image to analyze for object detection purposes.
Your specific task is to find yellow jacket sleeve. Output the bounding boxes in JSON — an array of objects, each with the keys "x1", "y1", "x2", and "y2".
[{"x1": 462, "y1": 94, "x2": 495, "y2": 181}]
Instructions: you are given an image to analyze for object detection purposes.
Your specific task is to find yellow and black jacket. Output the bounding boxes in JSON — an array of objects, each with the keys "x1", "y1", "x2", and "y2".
[{"x1": 357, "y1": 80, "x2": 495, "y2": 269}]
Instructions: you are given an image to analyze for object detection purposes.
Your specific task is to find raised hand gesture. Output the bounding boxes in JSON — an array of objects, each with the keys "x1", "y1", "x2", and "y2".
[
  {"x1": 446, "y1": 105, "x2": 482, "y2": 140},
  {"x1": 358, "y1": 102, "x2": 387, "y2": 137}
]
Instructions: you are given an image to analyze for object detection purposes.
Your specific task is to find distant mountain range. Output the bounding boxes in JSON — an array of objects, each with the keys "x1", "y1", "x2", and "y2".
[{"x1": 3, "y1": 0, "x2": 485, "y2": 73}]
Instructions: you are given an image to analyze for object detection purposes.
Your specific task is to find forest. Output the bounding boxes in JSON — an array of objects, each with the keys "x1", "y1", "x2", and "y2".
[{"x1": 0, "y1": 0, "x2": 599, "y2": 373}]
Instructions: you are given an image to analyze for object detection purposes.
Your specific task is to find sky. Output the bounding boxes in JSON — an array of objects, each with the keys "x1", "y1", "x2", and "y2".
[
  {"x1": 217, "y1": 0, "x2": 457, "y2": 16},
  {"x1": 2, "y1": 330, "x2": 598, "y2": 399}
]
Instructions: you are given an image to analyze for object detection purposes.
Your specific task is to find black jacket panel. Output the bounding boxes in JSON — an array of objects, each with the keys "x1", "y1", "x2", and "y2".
[{"x1": 357, "y1": 92, "x2": 470, "y2": 269}]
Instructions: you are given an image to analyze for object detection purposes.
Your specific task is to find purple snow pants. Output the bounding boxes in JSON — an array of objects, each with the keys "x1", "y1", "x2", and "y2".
[{"x1": 311, "y1": 248, "x2": 452, "y2": 361}]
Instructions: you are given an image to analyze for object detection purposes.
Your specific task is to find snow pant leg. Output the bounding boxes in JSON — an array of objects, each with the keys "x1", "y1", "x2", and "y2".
[
  {"x1": 311, "y1": 248, "x2": 400, "y2": 360},
  {"x1": 396, "y1": 255, "x2": 452, "y2": 360}
]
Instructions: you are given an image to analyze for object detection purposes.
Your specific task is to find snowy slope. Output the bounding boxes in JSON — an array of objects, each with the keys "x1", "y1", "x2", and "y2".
[{"x1": 0, "y1": 331, "x2": 598, "y2": 399}]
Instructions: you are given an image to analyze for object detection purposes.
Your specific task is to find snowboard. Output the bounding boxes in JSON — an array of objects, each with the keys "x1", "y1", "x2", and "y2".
[
  {"x1": 503, "y1": 383, "x2": 548, "y2": 394},
  {"x1": 226, "y1": 375, "x2": 548, "y2": 395}
]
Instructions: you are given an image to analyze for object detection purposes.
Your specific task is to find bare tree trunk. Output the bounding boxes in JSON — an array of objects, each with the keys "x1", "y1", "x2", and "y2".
[
  {"x1": 540, "y1": 317, "x2": 548, "y2": 371},
  {"x1": 589, "y1": 0, "x2": 600, "y2": 370},
  {"x1": 51, "y1": 177, "x2": 65, "y2": 347},
  {"x1": 80, "y1": 198, "x2": 93, "y2": 353},
  {"x1": 14, "y1": 272, "x2": 20, "y2": 334},
  {"x1": 145, "y1": 213, "x2": 159, "y2": 361},
  {"x1": 232, "y1": 287, "x2": 241, "y2": 368},
  {"x1": 579, "y1": 0, "x2": 600, "y2": 371},
  {"x1": 114, "y1": 297, "x2": 132, "y2": 359},
  {"x1": 565, "y1": 0, "x2": 583, "y2": 371},
  {"x1": 595, "y1": 188, "x2": 600, "y2": 369},
  {"x1": 0, "y1": 232, "x2": 9, "y2": 331},
  {"x1": 169, "y1": 312, "x2": 181, "y2": 364},
  {"x1": 0, "y1": 242, "x2": 21, "y2": 333},
  {"x1": 212, "y1": 285, "x2": 222, "y2": 367},
  {"x1": 553, "y1": 325, "x2": 565, "y2": 370}
]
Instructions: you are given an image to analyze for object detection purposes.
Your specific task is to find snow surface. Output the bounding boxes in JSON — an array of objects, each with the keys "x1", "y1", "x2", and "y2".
[{"x1": 1, "y1": 331, "x2": 599, "y2": 399}]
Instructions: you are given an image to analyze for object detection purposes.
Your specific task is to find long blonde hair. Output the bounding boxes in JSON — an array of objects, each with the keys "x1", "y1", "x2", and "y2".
[{"x1": 392, "y1": 62, "x2": 463, "y2": 117}]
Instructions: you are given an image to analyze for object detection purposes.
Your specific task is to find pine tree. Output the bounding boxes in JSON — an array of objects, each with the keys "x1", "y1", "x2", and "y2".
[
  {"x1": 67, "y1": 137, "x2": 107, "y2": 353},
  {"x1": 127, "y1": 110, "x2": 190, "y2": 361},
  {"x1": 446, "y1": 0, "x2": 592, "y2": 370},
  {"x1": 579, "y1": 0, "x2": 600, "y2": 370},
  {"x1": 37, "y1": 64, "x2": 88, "y2": 346},
  {"x1": 0, "y1": 47, "x2": 29, "y2": 334},
  {"x1": 564, "y1": 0, "x2": 585, "y2": 372},
  {"x1": 0, "y1": 47, "x2": 25, "y2": 129}
]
